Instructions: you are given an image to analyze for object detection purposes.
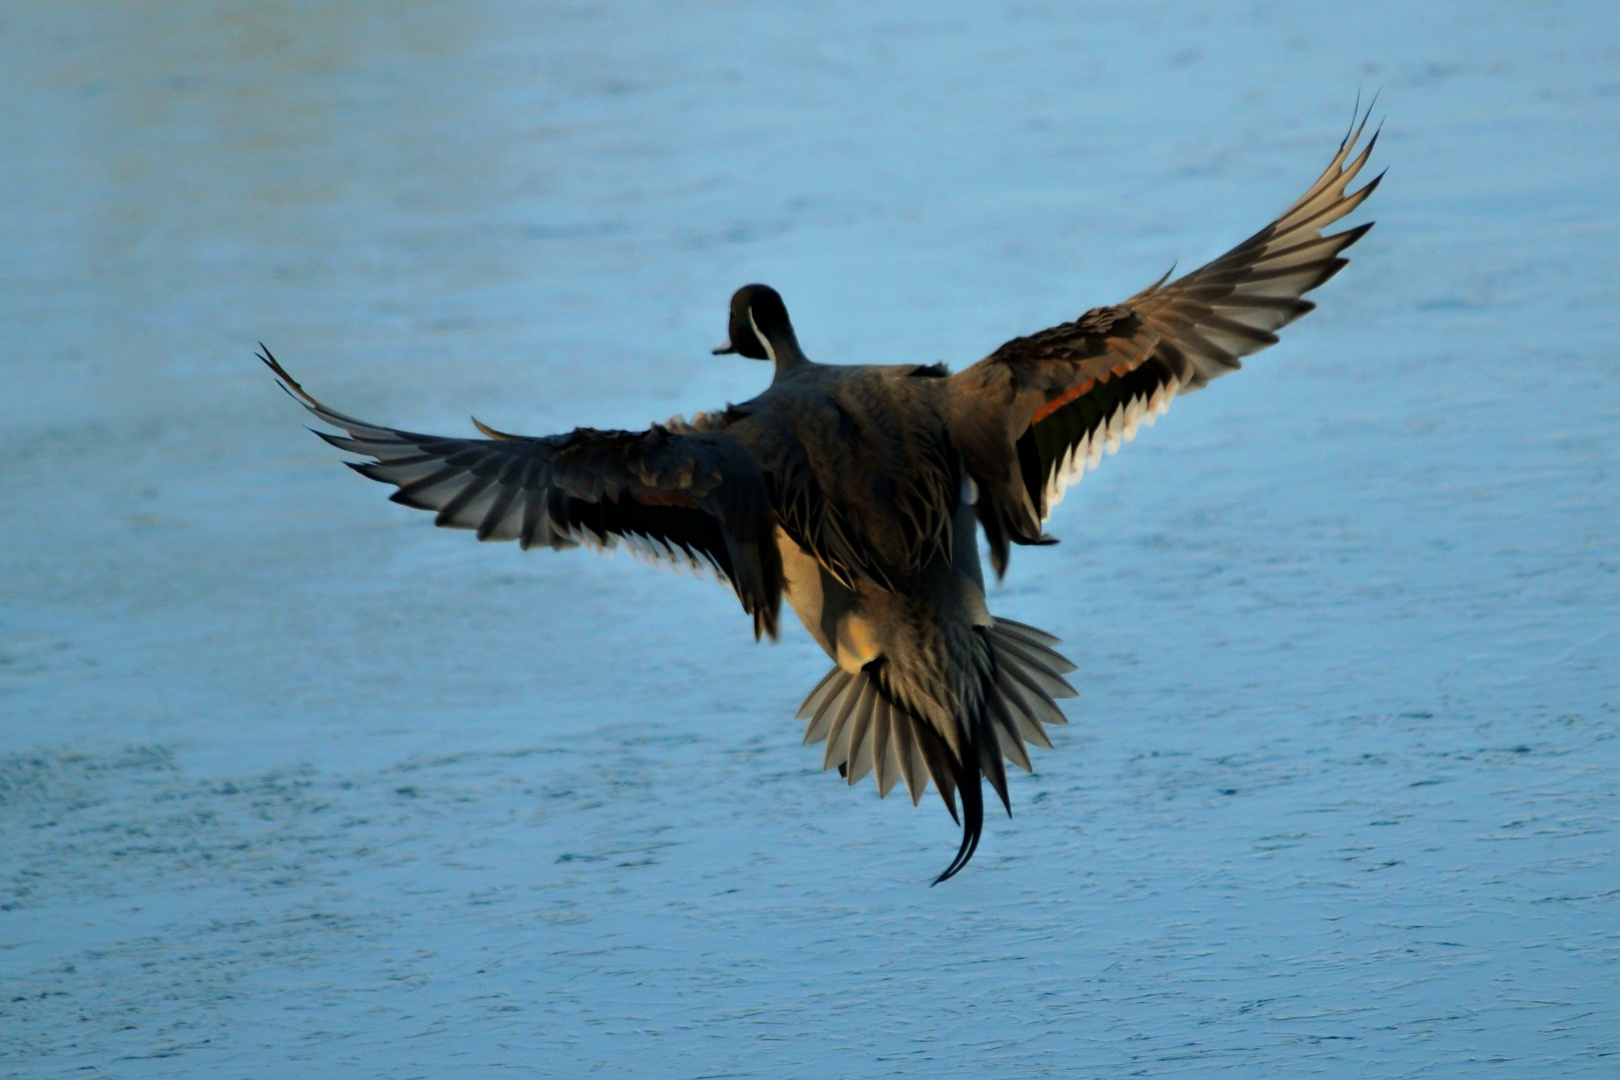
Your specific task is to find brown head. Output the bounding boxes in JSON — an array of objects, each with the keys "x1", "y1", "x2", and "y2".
[{"x1": 712, "y1": 284, "x2": 804, "y2": 367}]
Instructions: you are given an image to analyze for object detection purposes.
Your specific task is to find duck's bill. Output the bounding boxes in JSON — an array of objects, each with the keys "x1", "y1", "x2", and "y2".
[{"x1": 711, "y1": 338, "x2": 736, "y2": 355}]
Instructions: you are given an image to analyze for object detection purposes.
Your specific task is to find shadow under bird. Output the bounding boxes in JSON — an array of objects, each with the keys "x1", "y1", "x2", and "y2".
[{"x1": 263, "y1": 113, "x2": 1380, "y2": 883}]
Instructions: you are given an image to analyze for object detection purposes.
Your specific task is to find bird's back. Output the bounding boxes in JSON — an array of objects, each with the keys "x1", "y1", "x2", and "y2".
[{"x1": 724, "y1": 361, "x2": 964, "y2": 593}]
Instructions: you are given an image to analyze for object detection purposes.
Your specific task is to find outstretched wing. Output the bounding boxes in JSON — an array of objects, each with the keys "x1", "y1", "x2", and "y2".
[
  {"x1": 948, "y1": 112, "x2": 1381, "y2": 575},
  {"x1": 262, "y1": 350, "x2": 782, "y2": 638}
]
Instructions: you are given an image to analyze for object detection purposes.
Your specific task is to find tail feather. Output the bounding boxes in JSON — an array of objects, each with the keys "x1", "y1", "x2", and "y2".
[
  {"x1": 871, "y1": 697, "x2": 900, "y2": 797},
  {"x1": 996, "y1": 646, "x2": 1072, "y2": 719},
  {"x1": 845, "y1": 688, "x2": 878, "y2": 786},
  {"x1": 914, "y1": 719, "x2": 960, "y2": 824},
  {"x1": 793, "y1": 616, "x2": 1076, "y2": 882},
  {"x1": 802, "y1": 660, "x2": 961, "y2": 814},
  {"x1": 933, "y1": 756, "x2": 984, "y2": 885},
  {"x1": 979, "y1": 724, "x2": 1013, "y2": 817},
  {"x1": 890, "y1": 702, "x2": 924, "y2": 805},
  {"x1": 821, "y1": 675, "x2": 870, "y2": 772},
  {"x1": 985, "y1": 690, "x2": 1033, "y2": 773},
  {"x1": 996, "y1": 666, "x2": 1056, "y2": 749},
  {"x1": 990, "y1": 616, "x2": 1068, "y2": 655},
  {"x1": 993, "y1": 636, "x2": 1079, "y2": 697},
  {"x1": 796, "y1": 666, "x2": 848, "y2": 731}
]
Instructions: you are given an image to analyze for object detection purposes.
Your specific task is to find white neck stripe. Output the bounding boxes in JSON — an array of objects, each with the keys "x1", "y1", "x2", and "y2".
[{"x1": 747, "y1": 308, "x2": 777, "y2": 363}]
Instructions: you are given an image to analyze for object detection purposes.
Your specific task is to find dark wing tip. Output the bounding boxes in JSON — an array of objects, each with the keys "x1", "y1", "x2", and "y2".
[
  {"x1": 472, "y1": 415, "x2": 526, "y2": 440},
  {"x1": 258, "y1": 344, "x2": 310, "y2": 402},
  {"x1": 1342, "y1": 87, "x2": 1381, "y2": 150},
  {"x1": 1140, "y1": 262, "x2": 1177, "y2": 298},
  {"x1": 256, "y1": 344, "x2": 346, "y2": 422}
]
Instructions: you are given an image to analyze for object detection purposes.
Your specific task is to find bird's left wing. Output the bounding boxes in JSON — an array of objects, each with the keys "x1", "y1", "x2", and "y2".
[{"x1": 262, "y1": 350, "x2": 782, "y2": 638}]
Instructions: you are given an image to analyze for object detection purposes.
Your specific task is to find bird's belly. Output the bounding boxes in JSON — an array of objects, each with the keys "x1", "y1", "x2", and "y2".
[{"x1": 774, "y1": 526, "x2": 880, "y2": 673}]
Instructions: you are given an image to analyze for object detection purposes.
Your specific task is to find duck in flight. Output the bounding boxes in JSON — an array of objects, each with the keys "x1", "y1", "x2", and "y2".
[{"x1": 264, "y1": 114, "x2": 1379, "y2": 883}]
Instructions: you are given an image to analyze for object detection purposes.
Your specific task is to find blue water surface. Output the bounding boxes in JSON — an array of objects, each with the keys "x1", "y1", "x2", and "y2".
[{"x1": 1, "y1": 2, "x2": 1616, "y2": 1076}]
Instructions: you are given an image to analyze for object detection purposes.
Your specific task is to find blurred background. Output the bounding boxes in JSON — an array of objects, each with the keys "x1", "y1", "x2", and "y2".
[{"x1": 2, "y1": 2, "x2": 1616, "y2": 1076}]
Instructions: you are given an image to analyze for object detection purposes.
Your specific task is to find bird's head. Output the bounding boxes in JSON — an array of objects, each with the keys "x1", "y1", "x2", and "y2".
[{"x1": 712, "y1": 284, "x2": 800, "y2": 363}]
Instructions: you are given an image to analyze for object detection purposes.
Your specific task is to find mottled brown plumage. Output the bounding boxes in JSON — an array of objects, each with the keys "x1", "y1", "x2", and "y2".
[{"x1": 264, "y1": 112, "x2": 1378, "y2": 883}]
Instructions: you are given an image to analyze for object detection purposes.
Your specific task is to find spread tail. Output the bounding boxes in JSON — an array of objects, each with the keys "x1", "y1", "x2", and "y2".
[{"x1": 796, "y1": 616, "x2": 1076, "y2": 883}]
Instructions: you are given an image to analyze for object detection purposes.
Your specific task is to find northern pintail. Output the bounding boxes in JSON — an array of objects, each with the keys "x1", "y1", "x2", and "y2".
[{"x1": 264, "y1": 114, "x2": 1379, "y2": 882}]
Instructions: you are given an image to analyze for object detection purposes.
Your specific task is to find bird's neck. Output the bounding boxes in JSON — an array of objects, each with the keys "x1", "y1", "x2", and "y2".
[
  {"x1": 756, "y1": 326, "x2": 809, "y2": 381},
  {"x1": 748, "y1": 308, "x2": 809, "y2": 380}
]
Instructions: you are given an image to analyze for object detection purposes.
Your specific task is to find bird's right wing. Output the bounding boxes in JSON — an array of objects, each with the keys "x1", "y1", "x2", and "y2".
[
  {"x1": 262, "y1": 350, "x2": 783, "y2": 638},
  {"x1": 948, "y1": 111, "x2": 1381, "y2": 574}
]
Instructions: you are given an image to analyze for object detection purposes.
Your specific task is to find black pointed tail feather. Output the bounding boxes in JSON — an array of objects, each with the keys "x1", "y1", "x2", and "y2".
[
  {"x1": 931, "y1": 622, "x2": 1067, "y2": 884},
  {"x1": 931, "y1": 749, "x2": 984, "y2": 885},
  {"x1": 794, "y1": 618, "x2": 1076, "y2": 884}
]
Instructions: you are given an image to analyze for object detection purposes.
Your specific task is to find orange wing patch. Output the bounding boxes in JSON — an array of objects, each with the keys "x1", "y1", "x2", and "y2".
[
  {"x1": 1029, "y1": 350, "x2": 1149, "y2": 426},
  {"x1": 1031, "y1": 378, "x2": 1096, "y2": 425}
]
